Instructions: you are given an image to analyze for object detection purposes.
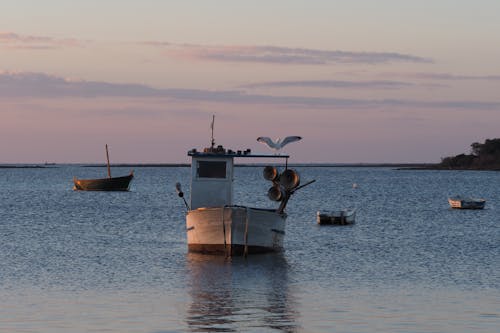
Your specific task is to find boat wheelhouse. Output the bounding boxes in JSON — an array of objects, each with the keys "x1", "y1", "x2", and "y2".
[{"x1": 181, "y1": 144, "x2": 307, "y2": 256}]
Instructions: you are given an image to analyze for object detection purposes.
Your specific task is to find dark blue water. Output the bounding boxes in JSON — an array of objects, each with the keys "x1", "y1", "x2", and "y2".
[{"x1": 1, "y1": 166, "x2": 499, "y2": 332}]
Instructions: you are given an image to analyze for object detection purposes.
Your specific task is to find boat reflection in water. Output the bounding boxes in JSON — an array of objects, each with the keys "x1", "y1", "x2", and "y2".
[{"x1": 185, "y1": 253, "x2": 298, "y2": 332}]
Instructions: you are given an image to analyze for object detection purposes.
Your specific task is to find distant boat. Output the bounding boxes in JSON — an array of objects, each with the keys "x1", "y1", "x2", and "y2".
[
  {"x1": 448, "y1": 196, "x2": 486, "y2": 209},
  {"x1": 317, "y1": 209, "x2": 356, "y2": 225},
  {"x1": 73, "y1": 145, "x2": 133, "y2": 191}
]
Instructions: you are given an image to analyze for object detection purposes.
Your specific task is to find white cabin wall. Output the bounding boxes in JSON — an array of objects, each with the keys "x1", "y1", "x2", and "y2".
[{"x1": 190, "y1": 156, "x2": 233, "y2": 209}]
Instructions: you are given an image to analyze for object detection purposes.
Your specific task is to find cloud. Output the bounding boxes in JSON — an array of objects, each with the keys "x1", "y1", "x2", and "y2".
[
  {"x1": 1, "y1": 71, "x2": 499, "y2": 111},
  {"x1": 140, "y1": 41, "x2": 173, "y2": 47},
  {"x1": 0, "y1": 72, "x2": 163, "y2": 97},
  {"x1": 0, "y1": 31, "x2": 83, "y2": 49},
  {"x1": 415, "y1": 73, "x2": 500, "y2": 81},
  {"x1": 142, "y1": 42, "x2": 432, "y2": 65},
  {"x1": 240, "y1": 80, "x2": 415, "y2": 89},
  {"x1": 383, "y1": 72, "x2": 500, "y2": 81}
]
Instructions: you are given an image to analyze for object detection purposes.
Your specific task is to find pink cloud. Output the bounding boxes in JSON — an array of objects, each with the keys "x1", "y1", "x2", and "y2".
[
  {"x1": 1, "y1": 71, "x2": 499, "y2": 111},
  {"x1": 381, "y1": 72, "x2": 500, "y2": 81},
  {"x1": 143, "y1": 42, "x2": 432, "y2": 65},
  {"x1": 240, "y1": 79, "x2": 415, "y2": 89},
  {"x1": 0, "y1": 31, "x2": 83, "y2": 49}
]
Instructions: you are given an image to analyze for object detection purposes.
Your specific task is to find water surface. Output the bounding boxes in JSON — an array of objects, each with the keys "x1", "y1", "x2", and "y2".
[{"x1": 1, "y1": 166, "x2": 499, "y2": 332}]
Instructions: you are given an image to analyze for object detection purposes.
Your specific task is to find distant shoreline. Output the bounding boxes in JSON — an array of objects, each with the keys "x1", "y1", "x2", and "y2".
[
  {"x1": 1, "y1": 163, "x2": 435, "y2": 168},
  {"x1": 0, "y1": 165, "x2": 49, "y2": 169},
  {"x1": 3, "y1": 163, "x2": 498, "y2": 170}
]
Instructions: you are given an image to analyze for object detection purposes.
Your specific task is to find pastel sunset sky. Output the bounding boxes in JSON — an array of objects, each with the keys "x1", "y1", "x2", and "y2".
[{"x1": 1, "y1": 0, "x2": 500, "y2": 163}]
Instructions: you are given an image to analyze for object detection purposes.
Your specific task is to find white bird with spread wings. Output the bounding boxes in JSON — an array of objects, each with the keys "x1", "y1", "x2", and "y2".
[{"x1": 257, "y1": 136, "x2": 302, "y2": 153}]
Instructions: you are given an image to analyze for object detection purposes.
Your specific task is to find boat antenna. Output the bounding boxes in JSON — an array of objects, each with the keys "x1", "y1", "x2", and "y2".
[
  {"x1": 210, "y1": 114, "x2": 215, "y2": 149},
  {"x1": 105, "y1": 144, "x2": 112, "y2": 178}
]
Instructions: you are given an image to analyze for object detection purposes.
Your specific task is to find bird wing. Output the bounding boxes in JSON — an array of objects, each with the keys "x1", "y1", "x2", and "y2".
[
  {"x1": 257, "y1": 137, "x2": 278, "y2": 149},
  {"x1": 279, "y1": 136, "x2": 302, "y2": 148}
]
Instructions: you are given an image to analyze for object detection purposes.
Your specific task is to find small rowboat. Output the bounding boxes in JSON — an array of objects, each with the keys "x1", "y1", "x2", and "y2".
[
  {"x1": 73, "y1": 172, "x2": 134, "y2": 191},
  {"x1": 73, "y1": 144, "x2": 134, "y2": 191},
  {"x1": 448, "y1": 196, "x2": 485, "y2": 209},
  {"x1": 317, "y1": 209, "x2": 356, "y2": 225}
]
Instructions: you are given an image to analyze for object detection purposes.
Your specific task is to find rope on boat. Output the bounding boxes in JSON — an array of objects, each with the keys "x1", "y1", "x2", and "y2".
[
  {"x1": 244, "y1": 207, "x2": 250, "y2": 258},
  {"x1": 222, "y1": 206, "x2": 228, "y2": 257}
]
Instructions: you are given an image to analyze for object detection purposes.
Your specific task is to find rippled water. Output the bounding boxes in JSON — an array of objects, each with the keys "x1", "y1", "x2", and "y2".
[{"x1": 1, "y1": 165, "x2": 499, "y2": 332}]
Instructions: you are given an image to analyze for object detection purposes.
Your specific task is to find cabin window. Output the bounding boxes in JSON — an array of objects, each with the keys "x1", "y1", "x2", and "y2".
[{"x1": 197, "y1": 161, "x2": 227, "y2": 179}]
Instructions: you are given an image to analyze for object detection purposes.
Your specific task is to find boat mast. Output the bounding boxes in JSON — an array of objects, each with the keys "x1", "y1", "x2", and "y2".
[
  {"x1": 105, "y1": 144, "x2": 112, "y2": 178},
  {"x1": 210, "y1": 114, "x2": 215, "y2": 149}
]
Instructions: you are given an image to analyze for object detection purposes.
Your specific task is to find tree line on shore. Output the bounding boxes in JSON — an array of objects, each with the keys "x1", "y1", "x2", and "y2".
[{"x1": 438, "y1": 138, "x2": 500, "y2": 170}]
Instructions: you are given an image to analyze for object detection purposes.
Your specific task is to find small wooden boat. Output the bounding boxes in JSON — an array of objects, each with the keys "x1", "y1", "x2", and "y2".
[
  {"x1": 448, "y1": 196, "x2": 485, "y2": 209},
  {"x1": 73, "y1": 172, "x2": 134, "y2": 191},
  {"x1": 73, "y1": 145, "x2": 134, "y2": 191},
  {"x1": 317, "y1": 209, "x2": 356, "y2": 225}
]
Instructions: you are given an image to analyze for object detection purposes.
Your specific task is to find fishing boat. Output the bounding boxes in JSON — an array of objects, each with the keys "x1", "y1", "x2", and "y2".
[
  {"x1": 316, "y1": 209, "x2": 356, "y2": 225},
  {"x1": 73, "y1": 145, "x2": 134, "y2": 191},
  {"x1": 448, "y1": 196, "x2": 486, "y2": 209},
  {"x1": 176, "y1": 117, "x2": 313, "y2": 256}
]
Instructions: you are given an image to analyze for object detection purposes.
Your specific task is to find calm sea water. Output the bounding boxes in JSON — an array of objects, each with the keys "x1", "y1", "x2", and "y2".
[{"x1": 0, "y1": 165, "x2": 499, "y2": 333}]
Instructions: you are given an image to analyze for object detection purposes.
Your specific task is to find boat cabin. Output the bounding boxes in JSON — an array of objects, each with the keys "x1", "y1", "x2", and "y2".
[
  {"x1": 189, "y1": 151, "x2": 234, "y2": 209},
  {"x1": 188, "y1": 145, "x2": 288, "y2": 210}
]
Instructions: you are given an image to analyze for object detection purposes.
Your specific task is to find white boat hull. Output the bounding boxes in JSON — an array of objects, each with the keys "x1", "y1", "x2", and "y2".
[{"x1": 186, "y1": 206, "x2": 286, "y2": 255}]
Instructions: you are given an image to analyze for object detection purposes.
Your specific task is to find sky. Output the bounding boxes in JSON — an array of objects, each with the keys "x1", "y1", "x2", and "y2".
[{"x1": 1, "y1": 0, "x2": 500, "y2": 163}]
